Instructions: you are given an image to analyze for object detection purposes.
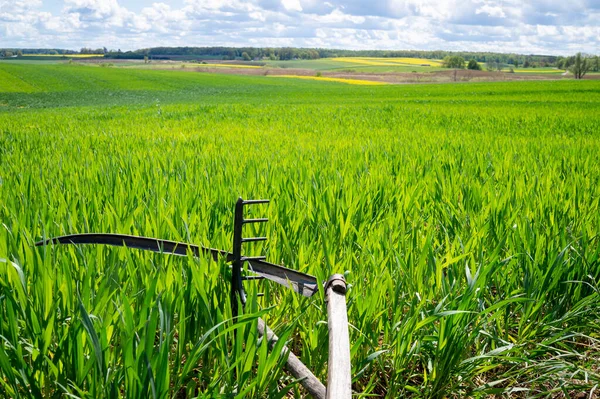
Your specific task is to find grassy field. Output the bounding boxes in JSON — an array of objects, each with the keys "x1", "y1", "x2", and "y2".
[
  {"x1": 1, "y1": 54, "x2": 106, "y2": 61},
  {"x1": 512, "y1": 68, "x2": 565, "y2": 74},
  {"x1": 0, "y1": 59, "x2": 65, "y2": 65},
  {"x1": 267, "y1": 75, "x2": 387, "y2": 85},
  {"x1": 21, "y1": 54, "x2": 105, "y2": 58},
  {"x1": 1, "y1": 63, "x2": 600, "y2": 398},
  {"x1": 261, "y1": 58, "x2": 360, "y2": 70},
  {"x1": 118, "y1": 62, "x2": 263, "y2": 70}
]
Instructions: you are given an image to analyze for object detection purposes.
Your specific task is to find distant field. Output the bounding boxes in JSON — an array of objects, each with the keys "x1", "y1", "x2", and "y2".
[
  {"x1": 1, "y1": 63, "x2": 600, "y2": 398},
  {"x1": 13, "y1": 54, "x2": 106, "y2": 61},
  {"x1": 0, "y1": 58, "x2": 64, "y2": 65},
  {"x1": 513, "y1": 68, "x2": 564, "y2": 74},
  {"x1": 262, "y1": 58, "x2": 356, "y2": 70},
  {"x1": 267, "y1": 75, "x2": 387, "y2": 85},
  {"x1": 22, "y1": 54, "x2": 105, "y2": 58},
  {"x1": 123, "y1": 62, "x2": 263, "y2": 70}
]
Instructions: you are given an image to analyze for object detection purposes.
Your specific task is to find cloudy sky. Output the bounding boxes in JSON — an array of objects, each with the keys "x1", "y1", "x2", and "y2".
[{"x1": 1, "y1": 0, "x2": 599, "y2": 55}]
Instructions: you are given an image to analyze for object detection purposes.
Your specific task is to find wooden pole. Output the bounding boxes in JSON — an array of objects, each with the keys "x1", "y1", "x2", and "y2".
[
  {"x1": 325, "y1": 274, "x2": 352, "y2": 399},
  {"x1": 257, "y1": 318, "x2": 326, "y2": 399}
]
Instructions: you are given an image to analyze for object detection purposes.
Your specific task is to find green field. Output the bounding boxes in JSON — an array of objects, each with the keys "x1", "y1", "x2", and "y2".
[
  {"x1": 512, "y1": 68, "x2": 565, "y2": 74},
  {"x1": 1, "y1": 63, "x2": 600, "y2": 398},
  {"x1": 262, "y1": 58, "x2": 353, "y2": 70}
]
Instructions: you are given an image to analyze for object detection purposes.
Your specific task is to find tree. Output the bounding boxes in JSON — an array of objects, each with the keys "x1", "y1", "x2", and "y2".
[
  {"x1": 17, "y1": 50, "x2": 23, "y2": 57},
  {"x1": 570, "y1": 52, "x2": 590, "y2": 79},
  {"x1": 4, "y1": 50, "x2": 14, "y2": 57},
  {"x1": 467, "y1": 59, "x2": 481, "y2": 70},
  {"x1": 514, "y1": 59, "x2": 519, "y2": 68},
  {"x1": 564, "y1": 56, "x2": 575, "y2": 69},
  {"x1": 442, "y1": 55, "x2": 465, "y2": 69},
  {"x1": 523, "y1": 59, "x2": 530, "y2": 68},
  {"x1": 242, "y1": 51, "x2": 251, "y2": 61},
  {"x1": 593, "y1": 56, "x2": 600, "y2": 72}
]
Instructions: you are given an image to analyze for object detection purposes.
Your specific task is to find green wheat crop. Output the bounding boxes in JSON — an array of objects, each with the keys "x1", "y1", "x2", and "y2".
[{"x1": 1, "y1": 62, "x2": 599, "y2": 398}]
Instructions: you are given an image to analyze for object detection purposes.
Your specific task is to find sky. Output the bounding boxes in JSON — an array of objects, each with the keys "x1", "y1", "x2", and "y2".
[{"x1": 1, "y1": 0, "x2": 599, "y2": 55}]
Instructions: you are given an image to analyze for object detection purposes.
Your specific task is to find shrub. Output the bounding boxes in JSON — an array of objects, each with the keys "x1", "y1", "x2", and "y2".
[{"x1": 467, "y1": 60, "x2": 482, "y2": 70}]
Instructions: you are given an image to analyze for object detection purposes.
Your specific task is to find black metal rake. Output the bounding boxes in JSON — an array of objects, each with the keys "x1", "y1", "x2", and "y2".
[{"x1": 35, "y1": 198, "x2": 351, "y2": 399}]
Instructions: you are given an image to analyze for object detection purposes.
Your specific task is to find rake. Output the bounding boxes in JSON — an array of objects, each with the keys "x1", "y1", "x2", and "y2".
[{"x1": 36, "y1": 198, "x2": 352, "y2": 399}]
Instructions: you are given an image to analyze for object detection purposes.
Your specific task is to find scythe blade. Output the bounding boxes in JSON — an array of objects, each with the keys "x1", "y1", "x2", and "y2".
[{"x1": 35, "y1": 233, "x2": 318, "y2": 297}]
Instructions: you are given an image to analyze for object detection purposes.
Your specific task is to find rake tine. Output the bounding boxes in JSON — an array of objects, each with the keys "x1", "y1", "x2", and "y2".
[
  {"x1": 241, "y1": 199, "x2": 270, "y2": 205},
  {"x1": 243, "y1": 218, "x2": 268, "y2": 224},
  {"x1": 242, "y1": 276, "x2": 265, "y2": 281},
  {"x1": 241, "y1": 237, "x2": 267, "y2": 243},
  {"x1": 241, "y1": 256, "x2": 267, "y2": 262}
]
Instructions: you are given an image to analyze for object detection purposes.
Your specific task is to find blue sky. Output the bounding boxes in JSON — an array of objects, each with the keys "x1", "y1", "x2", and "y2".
[{"x1": 1, "y1": 0, "x2": 599, "y2": 55}]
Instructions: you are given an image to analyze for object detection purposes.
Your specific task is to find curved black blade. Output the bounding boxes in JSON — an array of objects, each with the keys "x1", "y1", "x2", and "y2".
[
  {"x1": 35, "y1": 233, "x2": 319, "y2": 297},
  {"x1": 35, "y1": 233, "x2": 232, "y2": 262},
  {"x1": 247, "y1": 259, "x2": 319, "y2": 297}
]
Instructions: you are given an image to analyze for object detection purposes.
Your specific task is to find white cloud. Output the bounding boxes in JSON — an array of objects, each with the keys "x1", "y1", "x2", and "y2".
[
  {"x1": 0, "y1": 0, "x2": 43, "y2": 22},
  {"x1": 476, "y1": 5, "x2": 506, "y2": 18},
  {"x1": 63, "y1": 0, "x2": 132, "y2": 27},
  {"x1": 281, "y1": 0, "x2": 302, "y2": 12},
  {"x1": 0, "y1": 0, "x2": 598, "y2": 55},
  {"x1": 310, "y1": 9, "x2": 365, "y2": 24}
]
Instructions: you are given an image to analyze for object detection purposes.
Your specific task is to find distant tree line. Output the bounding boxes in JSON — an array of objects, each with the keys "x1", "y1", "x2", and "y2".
[
  {"x1": 79, "y1": 47, "x2": 108, "y2": 54},
  {"x1": 104, "y1": 47, "x2": 322, "y2": 61}
]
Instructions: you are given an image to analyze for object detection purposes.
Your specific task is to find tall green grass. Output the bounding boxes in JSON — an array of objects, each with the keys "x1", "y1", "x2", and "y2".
[{"x1": 1, "y1": 63, "x2": 599, "y2": 397}]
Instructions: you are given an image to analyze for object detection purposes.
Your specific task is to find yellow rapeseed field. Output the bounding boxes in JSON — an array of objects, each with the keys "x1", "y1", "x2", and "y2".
[
  {"x1": 335, "y1": 57, "x2": 443, "y2": 67},
  {"x1": 268, "y1": 75, "x2": 387, "y2": 85}
]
